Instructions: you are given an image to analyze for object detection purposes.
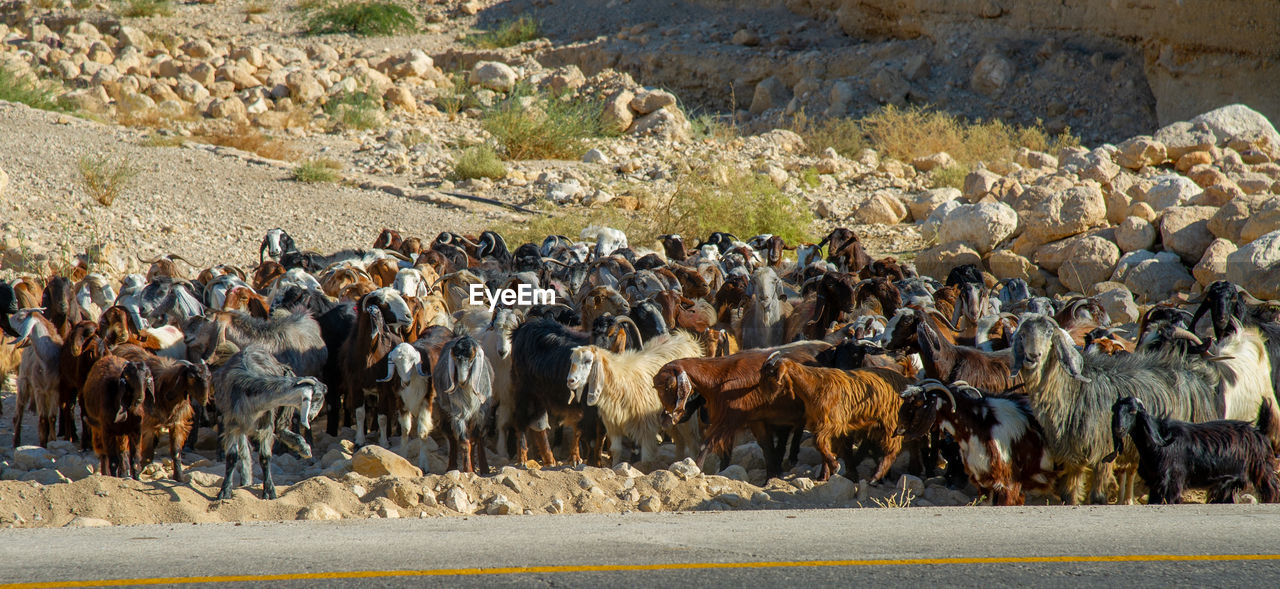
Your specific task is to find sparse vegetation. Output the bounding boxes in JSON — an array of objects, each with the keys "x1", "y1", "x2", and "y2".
[
  {"x1": 483, "y1": 86, "x2": 613, "y2": 160},
  {"x1": 800, "y1": 166, "x2": 821, "y2": 189},
  {"x1": 119, "y1": 0, "x2": 174, "y2": 18},
  {"x1": 245, "y1": 1, "x2": 271, "y2": 15},
  {"x1": 78, "y1": 155, "x2": 139, "y2": 206},
  {"x1": 293, "y1": 158, "x2": 342, "y2": 183},
  {"x1": 141, "y1": 134, "x2": 186, "y2": 148},
  {"x1": 792, "y1": 106, "x2": 1078, "y2": 169},
  {"x1": 495, "y1": 159, "x2": 814, "y2": 246},
  {"x1": 305, "y1": 1, "x2": 416, "y2": 37},
  {"x1": 324, "y1": 91, "x2": 384, "y2": 130},
  {"x1": 869, "y1": 488, "x2": 916, "y2": 509},
  {"x1": 462, "y1": 16, "x2": 540, "y2": 49},
  {"x1": 0, "y1": 66, "x2": 71, "y2": 113},
  {"x1": 930, "y1": 163, "x2": 968, "y2": 189},
  {"x1": 691, "y1": 113, "x2": 738, "y2": 142},
  {"x1": 451, "y1": 146, "x2": 507, "y2": 180},
  {"x1": 193, "y1": 124, "x2": 302, "y2": 161}
]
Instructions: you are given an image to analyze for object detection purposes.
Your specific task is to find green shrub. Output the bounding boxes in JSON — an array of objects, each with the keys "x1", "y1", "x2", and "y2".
[
  {"x1": 293, "y1": 158, "x2": 342, "y2": 183},
  {"x1": 462, "y1": 16, "x2": 540, "y2": 49},
  {"x1": 306, "y1": 1, "x2": 416, "y2": 36},
  {"x1": 324, "y1": 91, "x2": 383, "y2": 130},
  {"x1": 482, "y1": 86, "x2": 612, "y2": 160},
  {"x1": 930, "y1": 163, "x2": 968, "y2": 189},
  {"x1": 0, "y1": 66, "x2": 71, "y2": 112},
  {"x1": 119, "y1": 0, "x2": 173, "y2": 17},
  {"x1": 451, "y1": 146, "x2": 507, "y2": 180}
]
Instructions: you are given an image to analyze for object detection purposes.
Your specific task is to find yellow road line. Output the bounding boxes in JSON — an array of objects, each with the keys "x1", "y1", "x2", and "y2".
[{"x1": 6, "y1": 554, "x2": 1280, "y2": 589}]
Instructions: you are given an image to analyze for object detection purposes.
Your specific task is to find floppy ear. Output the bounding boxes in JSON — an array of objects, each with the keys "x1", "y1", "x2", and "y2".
[
  {"x1": 1009, "y1": 330, "x2": 1024, "y2": 377},
  {"x1": 1054, "y1": 328, "x2": 1089, "y2": 383},
  {"x1": 433, "y1": 347, "x2": 457, "y2": 395},
  {"x1": 1141, "y1": 412, "x2": 1167, "y2": 447},
  {"x1": 469, "y1": 348, "x2": 493, "y2": 403},
  {"x1": 584, "y1": 351, "x2": 605, "y2": 406}
]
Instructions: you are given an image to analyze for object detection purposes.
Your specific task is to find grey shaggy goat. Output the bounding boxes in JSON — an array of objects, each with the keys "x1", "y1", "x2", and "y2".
[
  {"x1": 213, "y1": 344, "x2": 324, "y2": 500},
  {"x1": 1011, "y1": 314, "x2": 1222, "y2": 505}
]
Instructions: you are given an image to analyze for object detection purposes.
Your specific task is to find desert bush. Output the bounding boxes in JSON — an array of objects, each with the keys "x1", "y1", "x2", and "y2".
[
  {"x1": 193, "y1": 124, "x2": 302, "y2": 161},
  {"x1": 462, "y1": 16, "x2": 540, "y2": 49},
  {"x1": 324, "y1": 91, "x2": 384, "y2": 130},
  {"x1": 78, "y1": 155, "x2": 139, "y2": 206},
  {"x1": 930, "y1": 164, "x2": 968, "y2": 189},
  {"x1": 293, "y1": 158, "x2": 342, "y2": 183},
  {"x1": 0, "y1": 66, "x2": 71, "y2": 112},
  {"x1": 305, "y1": 1, "x2": 416, "y2": 36},
  {"x1": 119, "y1": 0, "x2": 173, "y2": 17},
  {"x1": 482, "y1": 86, "x2": 612, "y2": 160},
  {"x1": 451, "y1": 146, "x2": 507, "y2": 180}
]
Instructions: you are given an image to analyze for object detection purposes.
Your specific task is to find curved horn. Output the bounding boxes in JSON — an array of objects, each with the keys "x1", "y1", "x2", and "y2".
[
  {"x1": 1172, "y1": 327, "x2": 1203, "y2": 345},
  {"x1": 137, "y1": 254, "x2": 164, "y2": 265},
  {"x1": 615, "y1": 316, "x2": 644, "y2": 350},
  {"x1": 376, "y1": 358, "x2": 396, "y2": 382}
]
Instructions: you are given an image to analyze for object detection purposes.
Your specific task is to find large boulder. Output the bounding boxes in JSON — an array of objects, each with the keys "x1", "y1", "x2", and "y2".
[
  {"x1": 1240, "y1": 199, "x2": 1280, "y2": 245},
  {"x1": 937, "y1": 202, "x2": 1018, "y2": 254},
  {"x1": 1115, "y1": 136, "x2": 1167, "y2": 169},
  {"x1": 963, "y1": 168, "x2": 1002, "y2": 202},
  {"x1": 750, "y1": 76, "x2": 790, "y2": 115},
  {"x1": 601, "y1": 89, "x2": 635, "y2": 135},
  {"x1": 987, "y1": 250, "x2": 1042, "y2": 287},
  {"x1": 853, "y1": 191, "x2": 908, "y2": 225},
  {"x1": 471, "y1": 61, "x2": 517, "y2": 92},
  {"x1": 916, "y1": 242, "x2": 981, "y2": 282},
  {"x1": 1034, "y1": 234, "x2": 1087, "y2": 273},
  {"x1": 1092, "y1": 286, "x2": 1139, "y2": 323},
  {"x1": 1193, "y1": 238, "x2": 1237, "y2": 287},
  {"x1": 920, "y1": 199, "x2": 963, "y2": 242},
  {"x1": 1225, "y1": 230, "x2": 1280, "y2": 299},
  {"x1": 351, "y1": 446, "x2": 422, "y2": 479},
  {"x1": 1210, "y1": 193, "x2": 1274, "y2": 244},
  {"x1": 1143, "y1": 175, "x2": 1201, "y2": 213},
  {"x1": 1154, "y1": 121, "x2": 1217, "y2": 161},
  {"x1": 1021, "y1": 183, "x2": 1106, "y2": 244},
  {"x1": 1159, "y1": 206, "x2": 1217, "y2": 264},
  {"x1": 1190, "y1": 104, "x2": 1280, "y2": 149},
  {"x1": 1116, "y1": 216, "x2": 1157, "y2": 253},
  {"x1": 906, "y1": 187, "x2": 961, "y2": 221},
  {"x1": 1123, "y1": 252, "x2": 1195, "y2": 303},
  {"x1": 1058, "y1": 236, "x2": 1120, "y2": 293}
]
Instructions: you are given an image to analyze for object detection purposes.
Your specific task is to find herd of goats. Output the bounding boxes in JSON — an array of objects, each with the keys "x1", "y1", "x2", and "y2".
[{"x1": 2, "y1": 225, "x2": 1280, "y2": 507}]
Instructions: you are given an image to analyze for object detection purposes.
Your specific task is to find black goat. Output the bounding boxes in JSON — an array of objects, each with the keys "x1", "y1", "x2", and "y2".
[{"x1": 1104, "y1": 397, "x2": 1280, "y2": 504}]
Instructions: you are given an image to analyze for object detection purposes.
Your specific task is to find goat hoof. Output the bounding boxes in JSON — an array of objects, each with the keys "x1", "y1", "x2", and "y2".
[{"x1": 262, "y1": 489, "x2": 278, "y2": 500}]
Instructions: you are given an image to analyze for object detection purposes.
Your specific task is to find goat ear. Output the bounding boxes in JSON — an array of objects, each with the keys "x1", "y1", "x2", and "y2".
[
  {"x1": 1141, "y1": 413, "x2": 1168, "y2": 447},
  {"x1": 434, "y1": 349, "x2": 456, "y2": 395},
  {"x1": 1055, "y1": 328, "x2": 1089, "y2": 383},
  {"x1": 584, "y1": 351, "x2": 605, "y2": 406},
  {"x1": 469, "y1": 348, "x2": 493, "y2": 402},
  {"x1": 1009, "y1": 330, "x2": 1024, "y2": 377}
]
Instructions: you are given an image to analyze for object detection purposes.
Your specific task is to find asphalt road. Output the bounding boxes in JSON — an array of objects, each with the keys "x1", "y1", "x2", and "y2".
[{"x1": 3, "y1": 505, "x2": 1280, "y2": 588}]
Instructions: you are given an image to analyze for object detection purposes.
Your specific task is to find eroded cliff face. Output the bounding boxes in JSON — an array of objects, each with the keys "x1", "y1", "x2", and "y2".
[{"x1": 787, "y1": 0, "x2": 1280, "y2": 126}]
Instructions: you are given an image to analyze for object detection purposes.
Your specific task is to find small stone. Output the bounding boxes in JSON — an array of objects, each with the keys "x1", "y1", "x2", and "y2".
[
  {"x1": 731, "y1": 28, "x2": 760, "y2": 46},
  {"x1": 352, "y1": 446, "x2": 422, "y2": 479},
  {"x1": 629, "y1": 89, "x2": 677, "y2": 115},
  {"x1": 582, "y1": 148, "x2": 610, "y2": 164},
  {"x1": 64, "y1": 517, "x2": 112, "y2": 528},
  {"x1": 1115, "y1": 136, "x2": 1167, "y2": 169},
  {"x1": 298, "y1": 504, "x2": 342, "y2": 521},
  {"x1": 638, "y1": 496, "x2": 662, "y2": 512},
  {"x1": 471, "y1": 61, "x2": 517, "y2": 92},
  {"x1": 442, "y1": 487, "x2": 473, "y2": 514}
]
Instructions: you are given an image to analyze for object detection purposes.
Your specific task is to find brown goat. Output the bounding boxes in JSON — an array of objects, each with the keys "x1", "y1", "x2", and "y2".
[
  {"x1": 82, "y1": 355, "x2": 154, "y2": 479},
  {"x1": 113, "y1": 345, "x2": 212, "y2": 482},
  {"x1": 818, "y1": 228, "x2": 873, "y2": 275},
  {"x1": 759, "y1": 357, "x2": 909, "y2": 483},
  {"x1": 667, "y1": 264, "x2": 711, "y2": 300},
  {"x1": 367, "y1": 258, "x2": 400, "y2": 288},
  {"x1": 223, "y1": 286, "x2": 270, "y2": 319},
  {"x1": 322, "y1": 267, "x2": 373, "y2": 298},
  {"x1": 57, "y1": 321, "x2": 100, "y2": 446},
  {"x1": 914, "y1": 309, "x2": 1018, "y2": 393},
  {"x1": 653, "y1": 341, "x2": 831, "y2": 477},
  {"x1": 373, "y1": 228, "x2": 404, "y2": 251},
  {"x1": 579, "y1": 286, "x2": 630, "y2": 330},
  {"x1": 651, "y1": 290, "x2": 716, "y2": 333},
  {"x1": 252, "y1": 260, "x2": 286, "y2": 292}
]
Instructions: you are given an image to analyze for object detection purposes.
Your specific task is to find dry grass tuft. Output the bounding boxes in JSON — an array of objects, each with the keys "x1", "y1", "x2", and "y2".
[
  {"x1": 192, "y1": 124, "x2": 302, "y2": 161},
  {"x1": 293, "y1": 158, "x2": 342, "y2": 183},
  {"x1": 78, "y1": 155, "x2": 139, "y2": 206}
]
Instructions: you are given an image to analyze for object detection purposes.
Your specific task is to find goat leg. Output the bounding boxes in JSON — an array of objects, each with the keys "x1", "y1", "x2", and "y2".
[
  {"x1": 169, "y1": 421, "x2": 190, "y2": 483},
  {"x1": 811, "y1": 434, "x2": 838, "y2": 482},
  {"x1": 1088, "y1": 461, "x2": 1115, "y2": 505},
  {"x1": 460, "y1": 436, "x2": 473, "y2": 474},
  {"x1": 475, "y1": 433, "x2": 489, "y2": 475},
  {"x1": 259, "y1": 434, "x2": 277, "y2": 500},
  {"x1": 530, "y1": 428, "x2": 556, "y2": 466},
  {"x1": 751, "y1": 422, "x2": 784, "y2": 479},
  {"x1": 868, "y1": 429, "x2": 901, "y2": 485},
  {"x1": 445, "y1": 429, "x2": 459, "y2": 472},
  {"x1": 128, "y1": 433, "x2": 142, "y2": 480}
]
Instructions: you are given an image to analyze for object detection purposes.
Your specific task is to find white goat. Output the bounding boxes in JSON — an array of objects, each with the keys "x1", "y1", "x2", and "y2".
[
  {"x1": 565, "y1": 330, "x2": 704, "y2": 465},
  {"x1": 478, "y1": 308, "x2": 520, "y2": 457},
  {"x1": 377, "y1": 342, "x2": 433, "y2": 471}
]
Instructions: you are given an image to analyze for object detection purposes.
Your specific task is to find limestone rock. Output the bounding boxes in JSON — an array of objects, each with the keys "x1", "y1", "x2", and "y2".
[
  {"x1": 1154, "y1": 121, "x2": 1217, "y2": 161},
  {"x1": 64, "y1": 517, "x2": 112, "y2": 528},
  {"x1": 963, "y1": 168, "x2": 1002, "y2": 202},
  {"x1": 970, "y1": 52, "x2": 1014, "y2": 97},
  {"x1": 1123, "y1": 252, "x2": 1195, "y2": 303},
  {"x1": 1116, "y1": 216, "x2": 1156, "y2": 253},
  {"x1": 601, "y1": 90, "x2": 635, "y2": 135},
  {"x1": 853, "y1": 191, "x2": 908, "y2": 225},
  {"x1": 907, "y1": 187, "x2": 961, "y2": 221},
  {"x1": 986, "y1": 250, "x2": 1042, "y2": 287},
  {"x1": 912, "y1": 152, "x2": 955, "y2": 172},
  {"x1": 629, "y1": 89, "x2": 676, "y2": 115},
  {"x1": 298, "y1": 504, "x2": 342, "y2": 521},
  {"x1": 351, "y1": 446, "x2": 422, "y2": 479},
  {"x1": 1191, "y1": 104, "x2": 1280, "y2": 149},
  {"x1": 14, "y1": 446, "x2": 56, "y2": 470},
  {"x1": 470, "y1": 61, "x2": 517, "y2": 92},
  {"x1": 1210, "y1": 194, "x2": 1273, "y2": 244},
  {"x1": 1225, "y1": 230, "x2": 1280, "y2": 299},
  {"x1": 1240, "y1": 199, "x2": 1280, "y2": 245},
  {"x1": 937, "y1": 202, "x2": 1018, "y2": 254},
  {"x1": 1022, "y1": 183, "x2": 1106, "y2": 243},
  {"x1": 442, "y1": 487, "x2": 474, "y2": 513},
  {"x1": 808, "y1": 474, "x2": 857, "y2": 503},
  {"x1": 1093, "y1": 287, "x2": 1139, "y2": 323},
  {"x1": 1193, "y1": 238, "x2": 1237, "y2": 287},
  {"x1": 1059, "y1": 236, "x2": 1120, "y2": 293},
  {"x1": 750, "y1": 76, "x2": 790, "y2": 115},
  {"x1": 1143, "y1": 175, "x2": 1201, "y2": 212},
  {"x1": 1115, "y1": 136, "x2": 1167, "y2": 169},
  {"x1": 916, "y1": 242, "x2": 982, "y2": 282},
  {"x1": 1160, "y1": 206, "x2": 1218, "y2": 264}
]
